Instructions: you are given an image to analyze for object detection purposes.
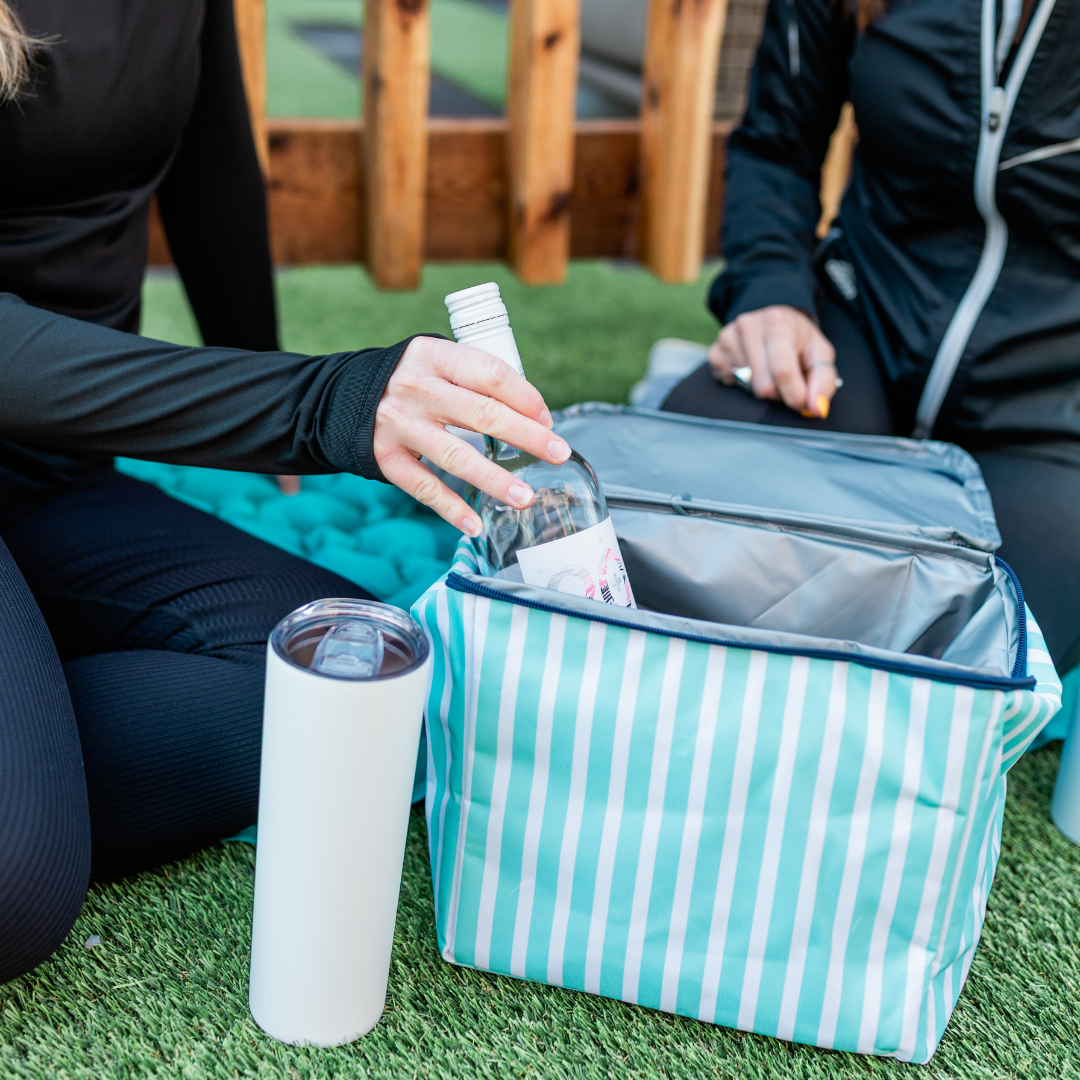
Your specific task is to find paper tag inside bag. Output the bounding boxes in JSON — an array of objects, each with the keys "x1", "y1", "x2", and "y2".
[{"x1": 514, "y1": 517, "x2": 636, "y2": 608}]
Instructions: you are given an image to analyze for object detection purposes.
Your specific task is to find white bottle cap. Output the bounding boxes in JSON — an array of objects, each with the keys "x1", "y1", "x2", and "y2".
[
  {"x1": 444, "y1": 282, "x2": 508, "y2": 338},
  {"x1": 444, "y1": 281, "x2": 524, "y2": 375}
]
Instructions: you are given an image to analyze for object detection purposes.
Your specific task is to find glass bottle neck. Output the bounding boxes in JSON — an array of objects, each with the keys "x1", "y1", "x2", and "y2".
[{"x1": 484, "y1": 434, "x2": 532, "y2": 463}]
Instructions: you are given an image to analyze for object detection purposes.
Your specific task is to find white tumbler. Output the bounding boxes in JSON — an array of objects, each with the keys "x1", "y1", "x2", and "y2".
[
  {"x1": 248, "y1": 599, "x2": 432, "y2": 1046},
  {"x1": 1051, "y1": 691, "x2": 1080, "y2": 844}
]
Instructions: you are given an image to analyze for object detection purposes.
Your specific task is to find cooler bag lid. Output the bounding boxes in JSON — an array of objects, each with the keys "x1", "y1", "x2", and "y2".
[{"x1": 555, "y1": 404, "x2": 999, "y2": 552}]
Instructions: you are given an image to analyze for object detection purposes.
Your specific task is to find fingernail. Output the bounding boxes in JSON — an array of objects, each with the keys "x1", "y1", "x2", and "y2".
[
  {"x1": 817, "y1": 395, "x2": 830, "y2": 419},
  {"x1": 508, "y1": 483, "x2": 533, "y2": 507},
  {"x1": 540, "y1": 408, "x2": 553, "y2": 427},
  {"x1": 548, "y1": 439, "x2": 570, "y2": 463},
  {"x1": 800, "y1": 408, "x2": 814, "y2": 418},
  {"x1": 461, "y1": 515, "x2": 482, "y2": 538}
]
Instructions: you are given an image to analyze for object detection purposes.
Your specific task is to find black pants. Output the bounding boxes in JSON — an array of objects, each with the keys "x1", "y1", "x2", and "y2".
[
  {"x1": 0, "y1": 467, "x2": 367, "y2": 984},
  {"x1": 663, "y1": 299, "x2": 1080, "y2": 677}
]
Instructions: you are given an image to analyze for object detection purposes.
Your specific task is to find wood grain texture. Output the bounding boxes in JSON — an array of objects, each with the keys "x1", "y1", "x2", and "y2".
[
  {"x1": 146, "y1": 119, "x2": 732, "y2": 268},
  {"x1": 426, "y1": 119, "x2": 508, "y2": 260},
  {"x1": 363, "y1": 0, "x2": 431, "y2": 289},
  {"x1": 569, "y1": 120, "x2": 639, "y2": 259},
  {"x1": 233, "y1": 0, "x2": 269, "y2": 175},
  {"x1": 506, "y1": 0, "x2": 580, "y2": 284},
  {"x1": 704, "y1": 122, "x2": 732, "y2": 257},
  {"x1": 147, "y1": 197, "x2": 172, "y2": 265},
  {"x1": 817, "y1": 102, "x2": 857, "y2": 238},
  {"x1": 268, "y1": 120, "x2": 365, "y2": 264},
  {"x1": 639, "y1": 0, "x2": 729, "y2": 282}
]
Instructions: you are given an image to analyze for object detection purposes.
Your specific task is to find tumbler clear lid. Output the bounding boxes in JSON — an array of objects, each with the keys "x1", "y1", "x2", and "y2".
[{"x1": 270, "y1": 599, "x2": 429, "y2": 680}]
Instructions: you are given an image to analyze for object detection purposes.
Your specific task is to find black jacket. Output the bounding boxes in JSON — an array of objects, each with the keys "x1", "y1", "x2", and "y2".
[
  {"x1": 0, "y1": 0, "x2": 409, "y2": 487},
  {"x1": 710, "y1": 0, "x2": 1080, "y2": 443}
]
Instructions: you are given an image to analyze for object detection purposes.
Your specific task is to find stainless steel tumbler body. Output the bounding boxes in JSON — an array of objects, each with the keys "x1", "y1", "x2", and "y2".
[
  {"x1": 248, "y1": 599, "x2": 431, "y2": 1046},
  {"x1": 1052, "y1": 697, "x2": 1080, "y2": 845}
]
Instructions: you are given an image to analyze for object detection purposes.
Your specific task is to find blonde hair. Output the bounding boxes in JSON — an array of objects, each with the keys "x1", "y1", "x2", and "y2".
[{"x1": 0, "y1": 1, "x2": 44, "y2": 103}]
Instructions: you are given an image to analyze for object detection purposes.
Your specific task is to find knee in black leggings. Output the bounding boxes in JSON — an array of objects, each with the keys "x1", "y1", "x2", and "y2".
[
  {"x1": 0, "y1": 539, "x2": 91, "y2": 983},
  {"x1": 64, "y1": 649, "x2": 268, "y2": 882},
  {"x1": 0, "y1": 785, "x2": 90, "y2": 984}
]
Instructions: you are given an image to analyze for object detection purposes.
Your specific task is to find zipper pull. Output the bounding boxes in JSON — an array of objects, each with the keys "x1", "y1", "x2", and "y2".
[{"x1": 988, "y1": 86, "x2": 1005, "y2": 132}]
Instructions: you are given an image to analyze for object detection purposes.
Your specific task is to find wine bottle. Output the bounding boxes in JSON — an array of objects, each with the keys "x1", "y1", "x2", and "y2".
[{"x1": 444, "y1": 283, "x2": 635, "y2": 608}]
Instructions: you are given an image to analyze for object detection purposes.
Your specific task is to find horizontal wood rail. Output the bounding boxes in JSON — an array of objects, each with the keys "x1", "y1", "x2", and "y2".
[{"x1": 148, "y1": 117, "x2": 733, "y2": 267}]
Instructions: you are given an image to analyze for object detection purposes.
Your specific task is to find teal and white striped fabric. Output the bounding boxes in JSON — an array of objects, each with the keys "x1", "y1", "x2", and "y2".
[{"x1": 413, "y1": 549, "x2": 1060, "y2": 1063}]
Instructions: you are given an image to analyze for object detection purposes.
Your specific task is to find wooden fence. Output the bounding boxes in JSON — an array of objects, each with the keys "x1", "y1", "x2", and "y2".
[{"x1": 148, "y1": 0, "x2": 854, "y2": 289}]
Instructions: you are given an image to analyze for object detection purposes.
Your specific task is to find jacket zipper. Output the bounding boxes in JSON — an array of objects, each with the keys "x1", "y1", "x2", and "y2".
[
  {"x1": 912, "y1": 0, "x2": 1058, "y2": 439},
  {"x1": 445, "y1": 571, "x2": 1037, "y2": 691},
  {"x1": 995, "y1": 556, "x2": 1029, "y2": 679}
]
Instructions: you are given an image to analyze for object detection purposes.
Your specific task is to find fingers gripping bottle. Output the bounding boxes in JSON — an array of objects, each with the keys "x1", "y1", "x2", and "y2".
[{"x1": 444, "y1": 282, "x2": 635, "y2": 608}]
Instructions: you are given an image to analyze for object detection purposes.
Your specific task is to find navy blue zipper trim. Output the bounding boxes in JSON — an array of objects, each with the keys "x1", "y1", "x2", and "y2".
[
  {"x1": 445, "y1": 572, "x2": 1037, "y2": 691},
  {"x1": 994, "y1": 556, "x2": 1028, "y2": 679}
]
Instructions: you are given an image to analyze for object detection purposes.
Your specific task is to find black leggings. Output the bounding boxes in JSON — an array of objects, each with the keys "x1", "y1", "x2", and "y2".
[
  {"x1": 662, "y1": 299, "x2": 1080, "y2": 676},
  {"x1": 0, "y1": 468, "x2": 368, "y2": 984}
]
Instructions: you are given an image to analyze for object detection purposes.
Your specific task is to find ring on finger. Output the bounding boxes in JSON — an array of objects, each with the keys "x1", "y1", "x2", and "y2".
[{"x1": 808, "y1": 361, "x2": 843, "y2": 389}]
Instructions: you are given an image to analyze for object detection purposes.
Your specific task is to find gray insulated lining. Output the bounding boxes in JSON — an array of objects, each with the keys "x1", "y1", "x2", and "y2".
[{"x1": 550, "y1": 405, "x2": 1017, "y2": 676}]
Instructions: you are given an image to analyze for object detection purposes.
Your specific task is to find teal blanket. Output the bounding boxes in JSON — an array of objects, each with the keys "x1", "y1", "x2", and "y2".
[{"x1": 115, "y1": 459, "x2": 459, "y2": 608}]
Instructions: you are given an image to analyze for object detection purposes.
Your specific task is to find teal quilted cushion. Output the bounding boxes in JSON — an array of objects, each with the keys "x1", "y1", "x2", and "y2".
[{"x1": 114, "y1": 460, "x2": 456, "y2": 606}]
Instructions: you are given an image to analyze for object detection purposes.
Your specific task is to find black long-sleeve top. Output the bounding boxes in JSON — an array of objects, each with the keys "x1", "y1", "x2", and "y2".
[
  {"x1": 0, "y1": 293, "x2": 409, "y2": 479},
  {"x1": 0, "y1": 0, "x2": 406, "y2": 483}
]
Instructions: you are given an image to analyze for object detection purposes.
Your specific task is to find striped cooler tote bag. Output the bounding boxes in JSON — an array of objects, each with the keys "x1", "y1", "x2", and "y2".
[{"x1": 412, "y1": 407, "x2": 1062, "y2": 1062}]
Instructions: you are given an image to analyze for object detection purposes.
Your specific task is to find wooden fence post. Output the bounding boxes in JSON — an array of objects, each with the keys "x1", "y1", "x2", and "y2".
[
  {"x1": 233, "y1": 0, "x2": 269, "y2": 176},
  {"x1": 817, "y1": 102, "x2": 857, "y2": 238},
  {"x1": 363, "y1": 0, "x2": 431, "y2": 290},
  {"x1": 506, "y1": 0, "x2": 581, "y2": 285},
  {"x1": 638, "y1": 0, "x2": 729, "y2": 282}
]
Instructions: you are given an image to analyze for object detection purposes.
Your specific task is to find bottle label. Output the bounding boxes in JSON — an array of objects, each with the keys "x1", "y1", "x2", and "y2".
[{"x1": 515, "y1": 517, "x2": 636, "y2": 608}]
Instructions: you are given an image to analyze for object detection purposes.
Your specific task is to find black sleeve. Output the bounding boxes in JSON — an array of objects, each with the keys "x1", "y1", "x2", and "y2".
[
  {"x1": 708, "y1": 0, "x2": 856, "y2": 324},
  {"x1": 0, "y1": 294, "x2": 429, "y2": 480},
  {"x1": 155, "y1": 0, "x2": 279, "y2": 351}
]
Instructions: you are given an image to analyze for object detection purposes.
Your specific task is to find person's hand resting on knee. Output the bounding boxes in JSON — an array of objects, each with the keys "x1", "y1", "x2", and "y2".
[
  {"x1": 709, "y1": 305, "x2": 839, "y2": 420},
  {"x1": 374, "y1": 335, "x2": 571, "y2": 537}
]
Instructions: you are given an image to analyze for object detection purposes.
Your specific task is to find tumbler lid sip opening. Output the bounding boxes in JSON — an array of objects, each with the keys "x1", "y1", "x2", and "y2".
[
  {"x1": 311, "y1": 620, "x2": 385, "y2": 678},
  {"x1": 270, "y1": 599, "x2": 429, "y2": 680}
]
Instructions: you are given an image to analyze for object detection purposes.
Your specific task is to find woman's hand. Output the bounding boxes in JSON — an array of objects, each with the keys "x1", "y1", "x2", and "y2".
[
  {"x1": 709, "y1": 305, "x2": 838, "y2": 418},
  {"x1": 373, "y1": 336, "x2": 571, "y2": 536}
]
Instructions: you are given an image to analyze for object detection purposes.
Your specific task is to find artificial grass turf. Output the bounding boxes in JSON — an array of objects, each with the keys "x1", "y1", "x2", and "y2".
[
  {"x1": 141, "y1": 260, "x2": 721, "y2": 410},
  {"x1": 265, "y1": 0, "x2": 508, "y2": 118},
  {"x1": 0, "y1": 743, "x2": 1077, "y2": 1079},
  {"x1": 266, "y1": 0, "x2": 361, "y2": 118},
  {"x1": 427, "y1": 0, "x2": 509, "y2": 109}
]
